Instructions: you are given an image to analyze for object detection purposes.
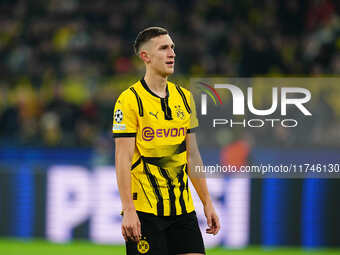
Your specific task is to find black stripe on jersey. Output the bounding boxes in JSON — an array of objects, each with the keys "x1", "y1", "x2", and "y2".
[
  {"x1": 174, "y1": 140, "x2": 186, "y2": 154},
  {"x1": 130, "y1": 87, "x2": 144, "y2": 116},
  {"x1": 113, "y1": 133, "x2": 136, "y2": 138},
  {"x1": 132, "y1": 172, "x2": 153, "y2": 209},
  {"x1": 184, "y1": 164, "x2": 188, "y2": 174},
  {"x1": 187, "y1": 127, "x2": 198, "y2": 133},
  {"x1": 184, "y1": 164, "x2": 190, "y2": 201},
  {"x1": 158, "y1": 167, "x2": 176, "y2": 216},
  {"x1": 177, "y1": 164, "x2": 187, "y2": 214},
  {"x1": 175, "y1": 86, "x2": 191, "y2": 114},
  {"x1": 142, "y1": 156, "x2": 164, "y2": 167},
  {"x1": 131, "y1": 157, "x2": 141, "y2": 170},
  {"x1": 160, "y1": 97, "x2": 173, "y2": 120},
  {"x1": 143, "y1": 161, "x2": 164, "y2": 216},
  {"x1": 141, "y1": 141, "x2": 187, "y2": 167},
  {"x1": 142, "y1": 155, "x2": 185, "y2": 169},
  {"x1": 141, "y1": 78, "x2": 169, "y2": 98}
]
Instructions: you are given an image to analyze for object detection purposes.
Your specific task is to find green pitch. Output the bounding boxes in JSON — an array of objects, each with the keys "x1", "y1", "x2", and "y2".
[{"x1": 0, "y1": 239, "x2": 339, "y2": 255}]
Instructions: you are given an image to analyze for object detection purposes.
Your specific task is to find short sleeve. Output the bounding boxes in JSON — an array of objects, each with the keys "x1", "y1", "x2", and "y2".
[
  {"x1": 112, "y1": 90, "x2": 137, "y2": 138},
  {"x1": 188, "y1": 92, "x2": 199, "y2": 133}
]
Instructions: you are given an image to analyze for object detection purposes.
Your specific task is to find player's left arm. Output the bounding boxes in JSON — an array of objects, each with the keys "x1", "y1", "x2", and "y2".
[{"x1": 186, "y1": 132, "x2": 220, "y2": 235}]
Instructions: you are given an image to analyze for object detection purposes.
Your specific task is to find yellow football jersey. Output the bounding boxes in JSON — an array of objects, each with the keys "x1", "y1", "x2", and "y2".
[{"x1": 113, "y1": 78, "x2": 198, "y2": 216}]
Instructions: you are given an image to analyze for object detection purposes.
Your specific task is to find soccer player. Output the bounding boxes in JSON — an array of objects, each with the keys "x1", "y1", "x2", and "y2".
[{"x1": 113, "y1": 27, "x2": 220, "y2": 255}]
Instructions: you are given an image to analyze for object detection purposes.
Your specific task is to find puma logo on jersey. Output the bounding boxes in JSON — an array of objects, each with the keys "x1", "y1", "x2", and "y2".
[{"x1": 149, "y1": 112, "x2": 158, "y2": 119}]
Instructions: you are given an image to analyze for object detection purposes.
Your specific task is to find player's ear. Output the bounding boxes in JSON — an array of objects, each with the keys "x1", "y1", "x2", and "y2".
[{"x1": 140, "y1": 50, "x2": 151, "y2": 63}]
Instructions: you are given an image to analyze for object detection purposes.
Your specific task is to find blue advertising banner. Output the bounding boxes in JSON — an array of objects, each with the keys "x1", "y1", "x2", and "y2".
[{"x1": 0, "y1": 147, "x2": 340, "y2": 248}]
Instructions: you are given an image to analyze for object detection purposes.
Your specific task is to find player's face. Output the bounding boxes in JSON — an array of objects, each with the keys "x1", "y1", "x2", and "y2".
[{"x1": 148, "y1": 34, "x2": 176, "y2": 76}]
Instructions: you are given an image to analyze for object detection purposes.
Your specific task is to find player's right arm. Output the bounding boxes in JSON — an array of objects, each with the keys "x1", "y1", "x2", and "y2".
[
  {"x1": 113, "y1": 89, "x2": 141, "y2": 242},
  {"x1": 115, "y1": 137, "x2": 141, "y2": 242}
]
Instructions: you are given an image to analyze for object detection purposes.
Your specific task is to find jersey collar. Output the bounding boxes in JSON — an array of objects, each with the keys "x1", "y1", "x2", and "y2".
[{"x1": 140, "y1": 78, "x2": 169, "y2": 99}]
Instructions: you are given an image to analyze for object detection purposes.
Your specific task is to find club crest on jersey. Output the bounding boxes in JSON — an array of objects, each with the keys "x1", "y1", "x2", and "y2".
[
  {"x1": 137, "y1": 237, "x2": 150, "y2": 254},
  {"x1": 175, "y1": 105, "x2": 185, "y2": 120},
  {"x1": 114, "y1": 109, "x2": 123, "y2": 123}
]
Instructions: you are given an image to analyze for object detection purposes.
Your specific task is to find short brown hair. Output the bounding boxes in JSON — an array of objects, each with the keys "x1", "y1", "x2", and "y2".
[{"x1": 133, "y1": 27, "x2": 168, "y2": 55}]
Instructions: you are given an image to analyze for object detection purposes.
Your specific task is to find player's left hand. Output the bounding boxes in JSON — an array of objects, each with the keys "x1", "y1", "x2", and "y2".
[{"x1": 203, "y1": 202, "x2": 220, "y2": 235}]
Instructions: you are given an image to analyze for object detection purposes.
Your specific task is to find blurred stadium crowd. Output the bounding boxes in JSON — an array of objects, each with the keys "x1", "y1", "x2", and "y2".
[{"x1": 0, "y1": 0, "x2": 340, "y2": 148}]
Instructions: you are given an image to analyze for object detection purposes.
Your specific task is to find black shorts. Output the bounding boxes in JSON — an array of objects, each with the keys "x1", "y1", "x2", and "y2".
[{"x1": 126, "y1": 211, "x2": 205, "y2": 255}]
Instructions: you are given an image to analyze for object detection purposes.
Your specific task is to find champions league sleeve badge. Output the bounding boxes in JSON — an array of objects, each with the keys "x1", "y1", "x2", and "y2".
[{"x1": 114, "y1": 109, "x2": 123, "y2": 123}]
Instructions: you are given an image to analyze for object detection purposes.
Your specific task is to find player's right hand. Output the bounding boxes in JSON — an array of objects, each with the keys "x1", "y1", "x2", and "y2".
[{"x1": 121, "y1": 209, "x2": 141, "y2": 242}]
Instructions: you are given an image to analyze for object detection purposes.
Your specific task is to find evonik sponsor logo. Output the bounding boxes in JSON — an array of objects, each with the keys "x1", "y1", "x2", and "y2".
[{"x1": 142, "y1": 127, "x2": 186, "y2": 141}]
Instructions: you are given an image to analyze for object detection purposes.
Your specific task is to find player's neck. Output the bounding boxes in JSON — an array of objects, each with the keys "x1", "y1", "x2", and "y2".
[{"x1": 144, "y1": 70, "x2": 168, "y2": 98}]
